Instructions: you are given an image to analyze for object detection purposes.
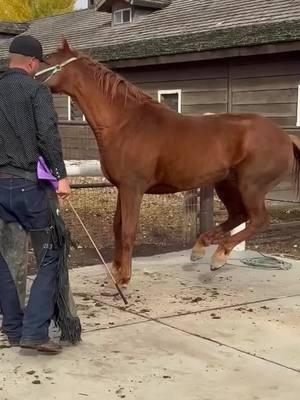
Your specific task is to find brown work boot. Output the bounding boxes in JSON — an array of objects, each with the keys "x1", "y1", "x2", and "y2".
[{"x1": 20, "y1": 339, "x2": 62, "y2": 354}]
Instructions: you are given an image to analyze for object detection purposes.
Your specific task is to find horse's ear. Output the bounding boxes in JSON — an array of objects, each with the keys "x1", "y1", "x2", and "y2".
[{"x1": 60, "y1": 36, "x2": 71, "y2": 52}]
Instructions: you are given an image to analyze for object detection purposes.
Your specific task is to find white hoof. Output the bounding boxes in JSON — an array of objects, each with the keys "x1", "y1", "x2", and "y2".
[
  {"x1": 190, "y1": 245, "x2": 206, "y2": 262},
  {"x1": 210, "y1": 255, "x2": 227, "y2": 271}
]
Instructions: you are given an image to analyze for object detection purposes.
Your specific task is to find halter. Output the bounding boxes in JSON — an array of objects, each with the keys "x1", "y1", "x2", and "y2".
[{"x1": 35, "y1": 57, "x2": 78, "y2": 83}]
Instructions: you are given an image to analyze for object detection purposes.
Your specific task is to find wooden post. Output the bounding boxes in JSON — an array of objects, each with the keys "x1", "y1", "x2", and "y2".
[{"x1": 199, "y1": 186, "x2": 214, "y2": 234}]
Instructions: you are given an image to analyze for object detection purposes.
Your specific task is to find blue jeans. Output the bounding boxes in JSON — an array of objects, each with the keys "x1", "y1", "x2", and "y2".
[{"x1": 0, "y1": 178, "x2": 59, "y2": 344}]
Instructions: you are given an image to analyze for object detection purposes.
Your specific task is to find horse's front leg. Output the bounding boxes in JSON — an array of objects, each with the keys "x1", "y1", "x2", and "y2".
[
  {"x1": 119, "y1": 185, "x2": 143, "y2": 286},
  {"x1": 108, "y1": 191, "x2": 123, "y2": 284}
]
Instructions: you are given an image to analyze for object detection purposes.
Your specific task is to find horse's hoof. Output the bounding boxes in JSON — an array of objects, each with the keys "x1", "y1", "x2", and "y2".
[
  {"x1": 190, "y1": 244, "x2": 205, "y2": 262},
  {"x1": 210, "y1": 253, "x2": 227, "y2": 271},
  {"x1": 101, "y1": 287, "x2": 119, "y2": 297},
  {"x1": 103, "y1": 274, "x2": 122, "y2": 290},
  {"x1": 105, "y1": 277, "x2": 117, "y2": 289},
  {"x1": 102, "y1": 278, "x2": 129, "y2": 295},
  {"x1": 190, "y1": 252, "x2": 205, "y2": 262},
  {"x1": 105, "y1": 268, "x2": 121, "y2": 287}
]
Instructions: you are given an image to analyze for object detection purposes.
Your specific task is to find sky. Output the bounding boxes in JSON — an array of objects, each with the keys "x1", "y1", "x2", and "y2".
[{"x1": 76, "y1": 0, "x2": 88, "y2": 9}]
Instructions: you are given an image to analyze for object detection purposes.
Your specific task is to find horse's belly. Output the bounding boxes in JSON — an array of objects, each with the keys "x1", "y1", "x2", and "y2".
[
  {"x1": 146, "y1": 185, "x2": 179, "y2": 194},
  {"x1": 147, "y1": 168, "x2": 229, "y2": 194},
  {"x1": 156, "y1": 168, "x2": 229, "y2": 192}
]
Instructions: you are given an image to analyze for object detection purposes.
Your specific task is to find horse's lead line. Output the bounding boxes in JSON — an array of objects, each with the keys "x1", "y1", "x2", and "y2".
[{"x1": 67, "y1": 200, "x2": 128, "y2": 305}]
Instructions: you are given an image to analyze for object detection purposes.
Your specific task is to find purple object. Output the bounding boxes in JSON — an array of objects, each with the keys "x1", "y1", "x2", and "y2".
[{"x1": 37, "y1": 156, "x2": 59, "y2": 190}]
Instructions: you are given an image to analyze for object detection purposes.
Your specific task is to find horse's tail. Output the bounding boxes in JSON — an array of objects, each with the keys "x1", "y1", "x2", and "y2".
[{"x1": 289, "y1": 134, "x2": 300, "y2": 196}]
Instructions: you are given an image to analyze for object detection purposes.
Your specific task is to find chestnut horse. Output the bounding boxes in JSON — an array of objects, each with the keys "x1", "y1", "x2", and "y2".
[{"x1": 38, "y1": 39, "x2": 300, "y2": 286}]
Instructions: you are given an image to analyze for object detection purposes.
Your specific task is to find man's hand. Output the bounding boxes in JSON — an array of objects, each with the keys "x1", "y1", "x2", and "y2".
[{"x1": 56, "y1": 178, "x2": 71, "y2": 200}]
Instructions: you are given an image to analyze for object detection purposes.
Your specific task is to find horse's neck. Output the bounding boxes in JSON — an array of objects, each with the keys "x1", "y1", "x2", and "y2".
[{"x1": 70, "y1": 74, "x2": 137, "y2": 135}]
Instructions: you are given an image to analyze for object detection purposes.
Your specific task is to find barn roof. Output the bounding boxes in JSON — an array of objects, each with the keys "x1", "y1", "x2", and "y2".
[
  {"x1": 0, "y1": 22, "x2": 29, "y2": 35},
  {"x1": 96, "y1": 0, "x2": 171, "y2": 12},
  {"x1": 1, "y1": 0, "x2": 300, "y2": 64}
]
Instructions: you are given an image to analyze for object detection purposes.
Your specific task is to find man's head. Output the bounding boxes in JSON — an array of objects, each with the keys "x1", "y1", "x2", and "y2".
[{"x1": 9, "y1": 35, "x2": 43, "y2": 76}]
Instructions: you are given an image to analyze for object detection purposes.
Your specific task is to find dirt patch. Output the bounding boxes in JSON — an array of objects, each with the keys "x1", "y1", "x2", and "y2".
[{"x1": 63, "y1": 187, "x2": 192, "y2": 250}]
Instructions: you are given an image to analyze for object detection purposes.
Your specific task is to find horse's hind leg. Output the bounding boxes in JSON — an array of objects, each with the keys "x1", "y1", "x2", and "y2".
[
  {"x1": 210, "y1": 140, "x2": 290, "y2": 271},
  {"x1": 191, "y1": 179, "x2": 248, "y2": 261},
  {"x1": 211, "y1": 185, "x2": 269, "y2": 270}
]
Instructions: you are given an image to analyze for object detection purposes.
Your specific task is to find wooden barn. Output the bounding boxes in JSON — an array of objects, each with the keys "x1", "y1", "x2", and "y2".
[{"x1": 1, "y1": 0, "x2": 300, "y2": 160}]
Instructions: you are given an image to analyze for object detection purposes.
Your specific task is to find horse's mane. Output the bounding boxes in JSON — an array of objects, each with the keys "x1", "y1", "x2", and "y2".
[{"x1": 71, "y1": 49, "x2": 157, "y2": 105}]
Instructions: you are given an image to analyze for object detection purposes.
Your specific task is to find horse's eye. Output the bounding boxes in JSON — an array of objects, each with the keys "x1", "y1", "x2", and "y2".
[{"x1": 44, "y1": 54, "x2": 52, "y2": 61}]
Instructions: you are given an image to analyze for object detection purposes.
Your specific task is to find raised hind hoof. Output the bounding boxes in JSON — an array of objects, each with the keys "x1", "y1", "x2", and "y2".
[
  {"x1": 190, "y1": 244, "x2": 206, "y2": 262},
  {"x1": 210, "y1": 252, "x2": 227, "y2": 271}
]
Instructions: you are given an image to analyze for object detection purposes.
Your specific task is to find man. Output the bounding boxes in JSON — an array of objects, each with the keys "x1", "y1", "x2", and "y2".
[{"x1": 0, "y1": 35, "x2": 72, "y2": 354}]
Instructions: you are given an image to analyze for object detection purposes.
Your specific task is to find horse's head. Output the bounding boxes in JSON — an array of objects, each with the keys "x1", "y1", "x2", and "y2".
[{"x1": 36, "y1": 38, "x2": 78, "y2": 93}]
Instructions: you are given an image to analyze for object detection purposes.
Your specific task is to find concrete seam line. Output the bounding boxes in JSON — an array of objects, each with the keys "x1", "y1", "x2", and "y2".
[
  {"x1": 94, "y1": 294, "x2": 300, "y2": 373},
  {"x1": 157, "y1": 320, "x2": 300, "y2": 374}
]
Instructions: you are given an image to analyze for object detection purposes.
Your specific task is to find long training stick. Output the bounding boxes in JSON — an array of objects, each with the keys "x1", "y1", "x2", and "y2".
[{"x1": 67, "y1": 200, "x2": 128, "y2": 305}]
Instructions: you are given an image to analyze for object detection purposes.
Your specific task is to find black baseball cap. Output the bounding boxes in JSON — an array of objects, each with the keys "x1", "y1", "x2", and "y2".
[{"x1": 9, "y1": 35, "x2": 43, "y2": 61}]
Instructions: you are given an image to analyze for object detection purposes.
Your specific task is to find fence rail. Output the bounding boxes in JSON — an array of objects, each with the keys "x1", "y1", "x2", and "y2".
[{"x1": 65, "y1": 160, "x2": 102, "y2": 177}]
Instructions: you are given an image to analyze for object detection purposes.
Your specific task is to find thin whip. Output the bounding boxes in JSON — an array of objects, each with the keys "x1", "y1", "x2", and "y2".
[{"x1": 67, "y1": 200, "x2": 128, "y2": 305}]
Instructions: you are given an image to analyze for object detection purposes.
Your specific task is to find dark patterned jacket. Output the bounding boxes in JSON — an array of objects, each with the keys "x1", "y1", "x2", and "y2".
[{"x1": 0, "y1": 68, "x2": 66, "y2": 180}]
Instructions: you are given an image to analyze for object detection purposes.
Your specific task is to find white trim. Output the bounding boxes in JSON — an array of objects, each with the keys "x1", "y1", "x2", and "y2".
[
  {"x1": 67, "y1": 96, "x2": 86, "y2": 122},
  {"x1": 231, "y1": 223, "x2": 246, "y2": 251},
  {"x1": 297, "y1": 85, "x2": 300, "y2": 127},
  {"x1": 113, "y1": 8, "x2": 132, "y2": 25},
  {"x1": 158, "y1": 89, "x2": 182, "y2": 113},
  {"x1": 67, "y1": 95, "x2": 72, "y2": 121},
  {"x1": 65, "y1": 160, "x2": 102, "y2": 177}
]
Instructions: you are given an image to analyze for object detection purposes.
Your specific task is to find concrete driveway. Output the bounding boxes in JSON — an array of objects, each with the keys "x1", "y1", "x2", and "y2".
[{"x1": 1, "y1": 248, "x2": 300, "y2": 400}]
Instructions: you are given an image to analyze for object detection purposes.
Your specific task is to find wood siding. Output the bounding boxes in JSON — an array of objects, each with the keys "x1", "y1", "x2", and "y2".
[
  {"x1": 122, "y1": 61, "x2": 229, "y2": 115},
  {"x1": 59, "y1": 123, "x2": 99, "y2": 160},
  {"x1": 53, "y1": 94, "x2": 68, "y2": 120},
  {"x1": 230, "y1": 57, "x2": 300, "y2": 127}
]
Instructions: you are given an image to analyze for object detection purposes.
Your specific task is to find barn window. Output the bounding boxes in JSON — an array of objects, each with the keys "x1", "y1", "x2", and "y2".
[
  {"x1": 113, "y1": 8, "x2": 132, "y2": 25},
  {"x1": 158, "y1": 90, "x2": 182, "y2": 113},
  {"x1": 68, "y1": 96, "x2": 86, "y2": 122}
]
